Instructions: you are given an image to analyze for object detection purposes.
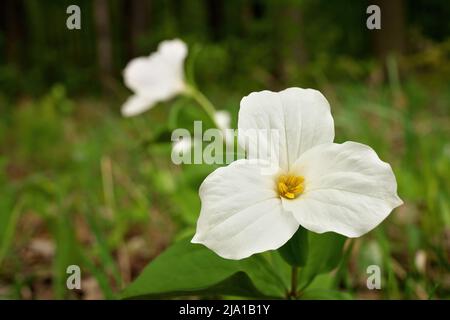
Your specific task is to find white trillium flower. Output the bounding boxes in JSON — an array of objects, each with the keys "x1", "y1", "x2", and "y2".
[
  {"x1": 122, "y1": 39, "x2": 187, "y2": 117},
  {"x1": 192, "y1": 87, "x2": 403, "y2": 260}
]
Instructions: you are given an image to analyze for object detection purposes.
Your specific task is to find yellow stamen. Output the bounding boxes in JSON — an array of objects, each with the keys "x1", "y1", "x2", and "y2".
[{"x1": 277, "y1": 174, "x2": 304, "y2": 200}]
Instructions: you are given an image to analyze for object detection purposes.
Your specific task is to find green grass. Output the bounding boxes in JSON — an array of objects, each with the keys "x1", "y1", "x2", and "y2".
[{"x1": 0, "y1": 78, "x2": 448, "y2": 299}]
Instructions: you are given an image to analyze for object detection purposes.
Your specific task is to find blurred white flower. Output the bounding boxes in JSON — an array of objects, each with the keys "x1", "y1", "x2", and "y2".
[
  {"x1": 122, "y1": 39, "x2": 187, "y2": 117},
  {"x1": 192, "y1": 87, "x2": 403, "y2": 259},
  {"x1": 214, "y1": 110, "x2": 234, "y2": 143}
]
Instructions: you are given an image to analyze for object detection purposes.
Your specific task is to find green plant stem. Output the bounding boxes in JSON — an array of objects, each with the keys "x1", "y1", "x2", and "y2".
[
  {"x1": 185, "y1": 86, "x2": 219, "y2": 128},
  {"x1": 290, "y1": 266, "x2": 298, "y2": 299}
]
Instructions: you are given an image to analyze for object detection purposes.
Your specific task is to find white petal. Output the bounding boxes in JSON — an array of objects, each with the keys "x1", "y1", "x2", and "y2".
[
  {"x1": 214, "y1": 110, "x2": 231, "y2": 131},
  {"x1": 238, "y1": 87, "x2": 334, "y2": 172},
  {"x1": 192, "y1": 159, "x2": 299, "y2": 259},
  {"x1": 282, "y1": 142, "x2": 403, "y2": 237},
  {"x1": 121, "y1": 95, "x2": 156, "y2": 117},
  {"x1": 158, "y1": 39, "x2": 188, "y2": 66},
  {"x1": 123, "y1": 39, "x2": 186, "y2": 103}
]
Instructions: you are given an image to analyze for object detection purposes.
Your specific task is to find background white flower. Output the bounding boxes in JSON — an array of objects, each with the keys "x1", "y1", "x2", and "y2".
[
  {"x1": 192, "y1": 87, "x2": 403, "y2": 260},
  {"x1": 171, "y1": 110, "x2": 232, "y2": 158},
  {"x1": 122, "y1": 39, "x2": 187, "y2": 117},
  {"x1": 214, "y1": 110, "x2": 234, "y2": 143}
]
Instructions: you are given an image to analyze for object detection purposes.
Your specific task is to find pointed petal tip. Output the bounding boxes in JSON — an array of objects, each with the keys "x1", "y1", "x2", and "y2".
[
  {"x1": 394, "y1": 195, "x2": 404, "y2": 208},
  {"x1": 121, "y1": 106, "x2": 134, "y2": 117},
  {"x1": 121, "y1": 95, "x2": 155, "y2": 117},
  {"x1": 191, "y1": 234, "x2": 201, "y2": 244}
]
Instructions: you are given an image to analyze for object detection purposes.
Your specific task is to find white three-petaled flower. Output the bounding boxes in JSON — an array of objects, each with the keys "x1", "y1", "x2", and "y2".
[
  {"x1": 122, "y1": 39, "x2": 187, "y2": 117},
  {"x1": 192, "y1": 87, "x2": 403, "y2": 260}
]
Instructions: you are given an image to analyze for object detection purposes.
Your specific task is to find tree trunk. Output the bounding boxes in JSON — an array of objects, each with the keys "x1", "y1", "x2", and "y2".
[
  {"x1": 206, "y1": 0, "x2": 224, "y2": 41},
  {"x1": 271, "y1": 3, "x2": 308, "y2": 85},
  {"x1": 287, "y1": 8, "x2": 308, "y2": 68},
  {"x1": 372, "y1": 0, "x2": 406, "y2": 61},
  {"x1": 124, "y1": 0, "x2": 150, "y2": 58},
  {"x1": 1, "y1": 0, "x2": 24, "y2": 65}
]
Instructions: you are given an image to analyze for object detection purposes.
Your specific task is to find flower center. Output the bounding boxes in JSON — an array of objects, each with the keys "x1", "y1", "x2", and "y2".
[{"x1": 277, "y1": 174, "x2": 304, "y2": 199}]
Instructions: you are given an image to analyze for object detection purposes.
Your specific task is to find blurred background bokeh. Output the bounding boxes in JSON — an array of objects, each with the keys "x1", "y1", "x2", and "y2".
[{"x1": 0, "y1": 0, "x2": 449, "y2": 299}]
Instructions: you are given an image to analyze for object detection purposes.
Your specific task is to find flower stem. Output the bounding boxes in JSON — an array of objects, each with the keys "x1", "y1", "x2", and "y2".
[
  {"x1": 290, "y1": 266, "x2": 298, "y2": 299},
  {"x1": 185, "y1": 86, "x2": 219, "y2": 128}
]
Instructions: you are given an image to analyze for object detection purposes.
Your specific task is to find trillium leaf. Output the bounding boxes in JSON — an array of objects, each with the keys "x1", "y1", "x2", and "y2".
[
  {"x1": 121, "y1": 238, "x2": 286, "y2": 299},
  {"x1": 298, "y1": 231, "x2": 347, "y2": 290},
  {"x1": 268, "y1": 251, "x2": 292, "y2": 290},
  {"x1": 278, "y1": 226, "x2": 308, "y2": 267}
]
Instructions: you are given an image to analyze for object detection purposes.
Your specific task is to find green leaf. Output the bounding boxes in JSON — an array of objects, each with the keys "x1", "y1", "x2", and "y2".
[
  {"x1": 278, "y1": 226, "x2": 308, "y2": 267},
  {"x1": 299, "y1": 232, "x2": 347, "y2": 290},
  {"x1": 267, "y1": 251, "x2": 291, "y2": 290},
  {"x1": 121, "y1": 238, "x2": 286, "y2": 299}
]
